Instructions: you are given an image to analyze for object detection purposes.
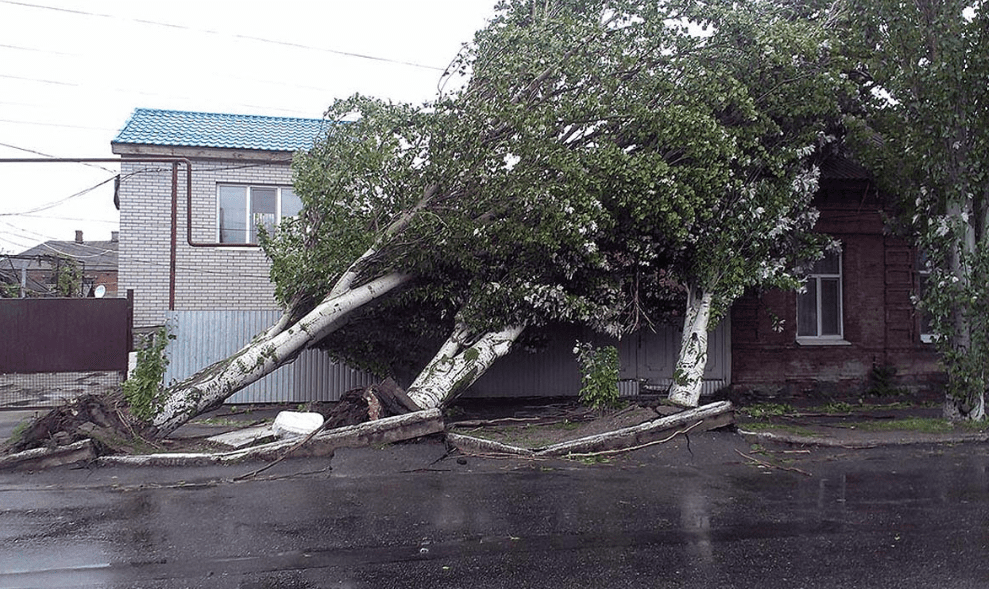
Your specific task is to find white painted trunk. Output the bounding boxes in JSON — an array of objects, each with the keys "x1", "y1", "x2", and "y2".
[
  {"x1": 406, "y1": 324, "x2": 525, "y2": 410},
  {"x1": 152, "y1": 272, "x2": 411, "y2": 437},
  {"x1": 667, "y1": 288, "x2": 713, "y2": 408},
  {"x1": 944, "y1": 391, "x2": 986, "y2": 421},
  {"x1": 942, "y1": 202, "x2": 985, "y2": 420}
]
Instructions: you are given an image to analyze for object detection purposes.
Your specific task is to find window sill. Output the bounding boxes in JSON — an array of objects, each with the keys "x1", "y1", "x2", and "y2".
[
  {"x1": 213, "y1": 244, "x2": 261, "y2": 251},
  {"x1": 796, "y1": 337, "x2": 851, "y2": 346}
]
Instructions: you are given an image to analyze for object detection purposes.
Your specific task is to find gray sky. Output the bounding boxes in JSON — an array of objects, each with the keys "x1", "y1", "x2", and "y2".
[{"x1": 0, "y1": 0, "x2": 495, "y2": 253}]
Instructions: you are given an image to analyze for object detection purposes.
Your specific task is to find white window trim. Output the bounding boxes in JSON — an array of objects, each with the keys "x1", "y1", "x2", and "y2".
[
  {"x1": 918, "y1": 274, "x2": 935, "y2": 344},
  {"x1": 216, "y1": 184, "x2": 298, "y2": 245},
  {"x1": 796, "y1": 251, "x2": 848, "y2": 345},
  {"x1": 915, "y1": 252, "x2": 935, "y2": 344}
]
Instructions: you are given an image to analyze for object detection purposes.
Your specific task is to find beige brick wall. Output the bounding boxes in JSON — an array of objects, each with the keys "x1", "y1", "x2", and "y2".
[{"x1": 118, "y1": 157, "x2": 293, "y2": 328}]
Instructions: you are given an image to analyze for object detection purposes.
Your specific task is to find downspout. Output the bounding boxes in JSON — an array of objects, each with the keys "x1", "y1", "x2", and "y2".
[{"x1": 170, "y1": 163, "x2": 179, "y2": 310}]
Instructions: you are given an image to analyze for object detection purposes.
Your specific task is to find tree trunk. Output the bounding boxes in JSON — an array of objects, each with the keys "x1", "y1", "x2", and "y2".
[
  {"x1": 151, "y1": 272, "x2": 412, "y2": 438},
  {"x1": 406, "y1": 323, "x2": 525, "y2": 410},
  {"x1": 667, "y1": 286, "x2": 713, "y2": 408},
  {"x1": 942, "y1": 201, "x2": 986, "y2": 421},
  {"x1": 944, "y1": 199, "x2": 986, "y2": 421}
]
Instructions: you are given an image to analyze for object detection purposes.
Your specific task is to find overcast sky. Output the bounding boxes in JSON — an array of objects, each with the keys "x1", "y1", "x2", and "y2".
[{"x1": 0, "y1": 0, "x2": 496, "y2": 253}]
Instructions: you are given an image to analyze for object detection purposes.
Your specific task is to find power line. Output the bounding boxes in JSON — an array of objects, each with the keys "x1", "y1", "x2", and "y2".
[
  {"x1": 0, "y1": 72, "x2": 76, "y2": 87},
  {"x1": 0, "y1": 175, "x2": 117, "y2": 217},
  {"x1": 0, "y1": 117, "x2": 117, "y2": 132},
  {"x1": 0, "y1": 0, "x2": 447, "y2": 71},
  {"x1": 0, "y1": 42, "x2": 73, "y2": 56},
  {"x1": 41, "y1": 241, "x2": 117, "y2": 258},
  {"x1": 0, "y1": 219, "x2": 59, "y2": 241},
  {"x1": 15, "y1": 213, "x2": 117, "y2": 223},
  {"x1": 0, "y1": 141, "x2": 117, "y2": 172}
]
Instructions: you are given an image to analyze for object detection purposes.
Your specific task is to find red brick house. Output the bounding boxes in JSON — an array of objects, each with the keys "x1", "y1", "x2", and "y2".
[{"x1": 729, "y1": 158, "x2": 943, "y2": 400}]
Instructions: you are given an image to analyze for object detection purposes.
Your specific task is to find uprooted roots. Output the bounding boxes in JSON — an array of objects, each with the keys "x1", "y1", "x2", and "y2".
[{"x1": 3, "y1": 393, "x2": 155, "y2": 455}]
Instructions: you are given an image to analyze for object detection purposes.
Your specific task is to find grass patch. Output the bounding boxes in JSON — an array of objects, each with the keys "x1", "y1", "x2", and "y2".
[
  {"x1": 852, "y1": 417, "x2": 988, "y2": 434},
  {"x1": 6, "y1": 418, "x2": 33, "y2": 445},
  {"x1": 739, "y1": 403, "x2": 794, "y2": 418},
  {"x1": 804, "y1": 400, "x2": 925, "y2": 414}
]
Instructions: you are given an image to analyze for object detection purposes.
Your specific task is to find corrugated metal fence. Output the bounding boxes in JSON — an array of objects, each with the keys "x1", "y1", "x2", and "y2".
[
  {"x1": 467, "y1": 320, "x2": 730, "y2": 398},
  {"x1": 164, "y1": 310, "x2": 376, "y2": 404},
  {"x1": 163, "y1": 310, "x2": 731, "y2": 405}
]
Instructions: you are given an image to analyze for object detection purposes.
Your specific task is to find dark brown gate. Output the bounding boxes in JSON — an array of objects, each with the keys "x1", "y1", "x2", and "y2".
[{"x1": 0, "y1": 292, "x2": 132, "y2": 407}]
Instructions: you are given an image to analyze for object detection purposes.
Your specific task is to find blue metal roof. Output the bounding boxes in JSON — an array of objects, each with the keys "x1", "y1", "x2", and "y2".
[{"x1": 112, "y1": 108, "x2": 329, "y2": 151}]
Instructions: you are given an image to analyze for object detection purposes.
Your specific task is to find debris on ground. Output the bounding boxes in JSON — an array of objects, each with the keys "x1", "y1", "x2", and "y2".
[{"x1": 446, "y1": 399, "x2": 734, "y2": 457}]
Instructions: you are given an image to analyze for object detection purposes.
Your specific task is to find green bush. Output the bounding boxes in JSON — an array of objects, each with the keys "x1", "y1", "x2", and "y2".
[
  {"x1": 573, "y1": 341, "x2": 620, "y2": 410},
  {"x1": 123, "y1": 326, "x2": 174, "y2": 422}
]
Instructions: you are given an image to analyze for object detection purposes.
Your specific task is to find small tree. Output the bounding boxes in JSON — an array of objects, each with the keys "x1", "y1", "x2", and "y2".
[{"x1": 54, "y1": 255, "x2": 82, "y2": 297}]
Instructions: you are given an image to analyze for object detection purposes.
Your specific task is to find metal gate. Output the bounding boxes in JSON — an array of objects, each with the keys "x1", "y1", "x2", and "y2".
[{"x1": 0, "y1": 294, "x2": 133, "y2": 407}]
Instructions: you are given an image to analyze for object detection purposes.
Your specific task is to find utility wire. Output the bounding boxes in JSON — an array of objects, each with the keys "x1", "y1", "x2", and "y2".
[
  {"x1": 0, "y1": 175, "x2": 117, "y2": 217},
  {"x1": 0, "y1": 141, "x2": 117, "y2": 172},
  {"x1": 15, "y1": 213, "x2": 118, "y2": 223},
  {"x1": 0, "y1": 0, "x2": 446, "y2": 71},
  {"x1": 0, "y1": 41, "x2": 72, "y2": 56}
]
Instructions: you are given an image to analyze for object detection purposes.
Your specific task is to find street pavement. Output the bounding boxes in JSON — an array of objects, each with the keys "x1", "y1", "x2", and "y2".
[{"x1": 2, "y1": 424, "x2": 989, "y2": 588}]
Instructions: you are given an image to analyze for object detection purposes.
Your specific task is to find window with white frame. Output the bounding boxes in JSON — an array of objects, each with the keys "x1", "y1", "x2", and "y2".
[
  {"x1": 916, "y1": 251, "x2": 934, "y2": 343},
  {"x1": 797, "y1": 250, "x2": 844, "y2": 340},
  {"x1": 217, "y1": 185, "x2": 302, "y2": 244}
]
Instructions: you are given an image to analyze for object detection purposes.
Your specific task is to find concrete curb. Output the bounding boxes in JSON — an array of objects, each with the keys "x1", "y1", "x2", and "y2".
[
  {"x1": 446, "y1": 433, "x2": 535, "y2": 456},
  {"x1": 447, "y1": 401, "x2": 734, "y2": 457},
  {"x1": 2, "y1": 409, "x2": 445, "y2": 471},
  {"x1": 738, "y1": 427, "x2": 989, "y2": 448},
  {"x1": 0, "y1": 439, "x2": 96, "y2": 471}
]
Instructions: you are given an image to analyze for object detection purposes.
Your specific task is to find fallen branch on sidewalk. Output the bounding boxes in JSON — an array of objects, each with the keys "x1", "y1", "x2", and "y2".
[{"x1": 734, "y1": 448, "x2": 812, "y2": 476}]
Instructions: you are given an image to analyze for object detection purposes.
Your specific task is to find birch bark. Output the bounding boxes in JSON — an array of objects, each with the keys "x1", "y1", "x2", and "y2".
[
  {"x1": 667, "y1": 287, "x2": 713, "y2": 408},
  {"x1": 152, "y1": 272, "x2": 412, "y2": 437},
  {"x1": 406, "y1": 324, "x2": 525, "y2": 409}
]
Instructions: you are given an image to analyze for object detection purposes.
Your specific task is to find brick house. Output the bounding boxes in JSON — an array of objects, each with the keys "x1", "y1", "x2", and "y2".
[
  {"x1": 111, "y1": 108, "x2": 329, "y2": 329},
  {"x1": 729, "y1": 158, "x2": 942, "y2": 399},
  {"x1": 111, "y1": 108, "x2": 380, "y2": 403}
]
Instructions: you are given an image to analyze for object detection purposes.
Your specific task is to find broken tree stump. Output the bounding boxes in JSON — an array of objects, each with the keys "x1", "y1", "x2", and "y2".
[{"x1": 321, "y1": 378, "x2": 420, "y2": 429}]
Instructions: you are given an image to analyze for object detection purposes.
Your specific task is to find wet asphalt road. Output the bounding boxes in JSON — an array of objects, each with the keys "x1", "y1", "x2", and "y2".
[{"x1": 1, "y1": 433, "x2": 988, "y2": 588}]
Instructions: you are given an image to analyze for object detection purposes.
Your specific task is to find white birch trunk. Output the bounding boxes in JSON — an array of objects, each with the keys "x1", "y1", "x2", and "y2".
[
  {"x1": 667, "y1": 287, "x2": 714, "y2": 408},
  {"x1": 152, "y1": 272, "x2": 412, "y2": 437},
  {"x1": 943, "y1": 201, "x2": 985, "y2": 420},
  {"x1": 406, "y1": 324, "x2": 525, "y2": 410}
]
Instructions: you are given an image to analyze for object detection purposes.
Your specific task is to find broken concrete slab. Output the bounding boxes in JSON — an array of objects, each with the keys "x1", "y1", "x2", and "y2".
[
  {"x1": 535, "y1": 401, "x2": 733, "y2": 456},
  {"x1": 272, "y1": 411, "x2": 324, "y2": 437},
  {"x1": 206, "y1": 425, "x2": 278, "y2": 449},
  {"x1": 0, "y1": 439, "x2": 96, "y2": 471},
  {"x1": 101, "y1": 409, "x2": 445, "y2": 468}
]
